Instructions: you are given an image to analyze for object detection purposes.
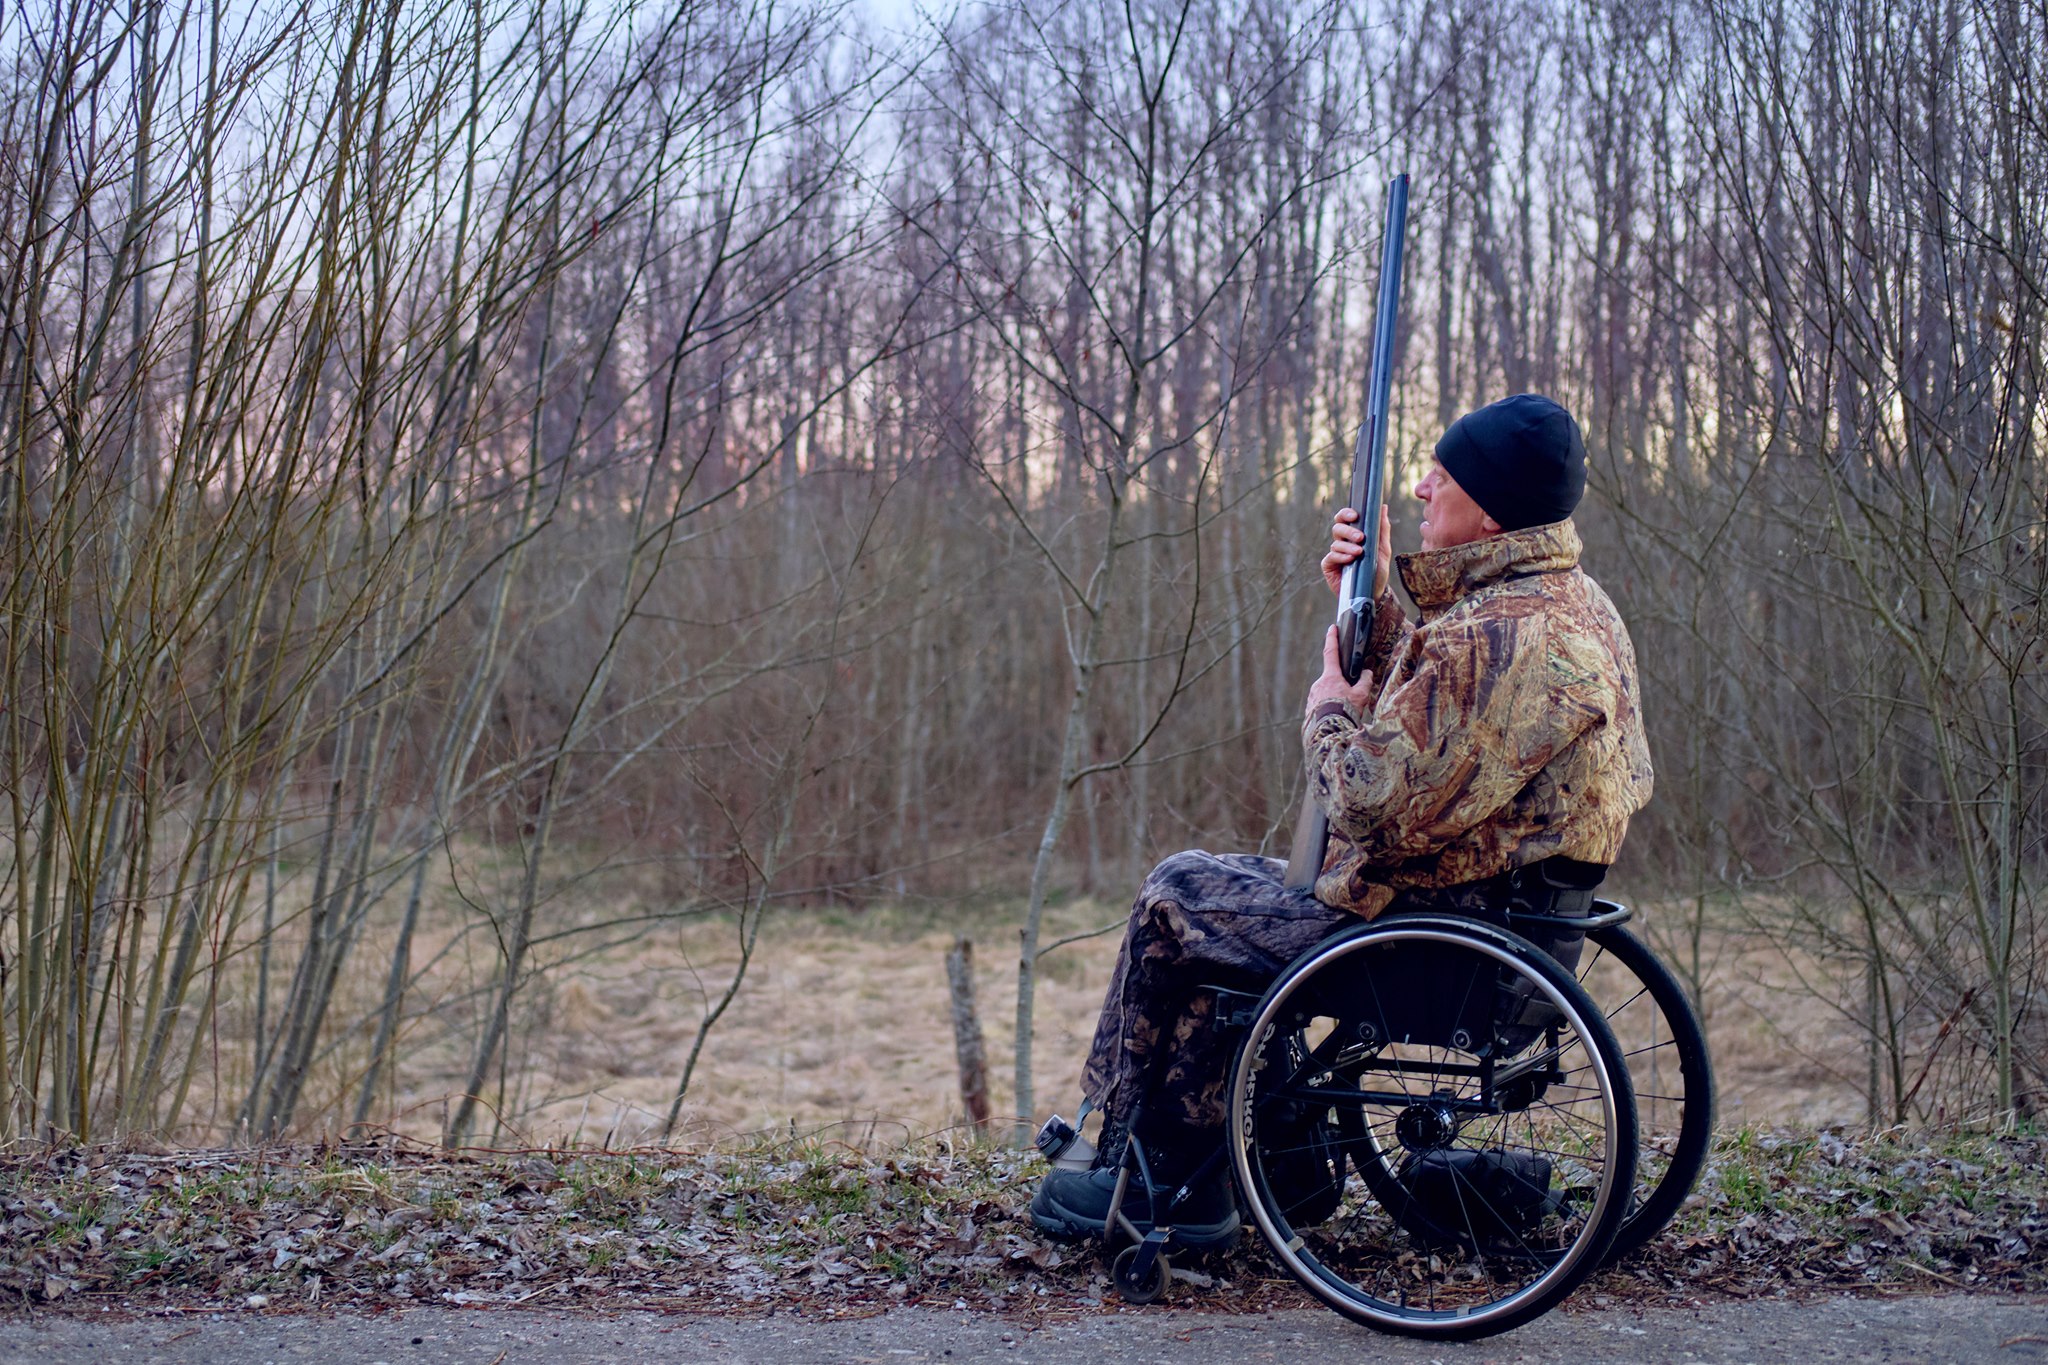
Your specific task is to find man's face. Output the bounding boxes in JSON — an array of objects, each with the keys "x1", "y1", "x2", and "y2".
[{"x1": 1414, "y1": 459, "x2": 1501, "y2": 551}]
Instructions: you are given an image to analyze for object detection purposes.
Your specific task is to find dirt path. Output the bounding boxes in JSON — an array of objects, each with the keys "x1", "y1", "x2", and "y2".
[{"x1": 2, "y1": 1295, "x2": 2044, "y2": 1364}]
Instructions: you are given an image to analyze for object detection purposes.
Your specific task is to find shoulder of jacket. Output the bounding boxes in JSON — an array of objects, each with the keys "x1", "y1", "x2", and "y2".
[
  {"x1": 1422, "y1": 570, "x2": 1568, "y2": 633},
  {"x1": 1432, "y1": 569, "x2": 1607, "y2": 685}
]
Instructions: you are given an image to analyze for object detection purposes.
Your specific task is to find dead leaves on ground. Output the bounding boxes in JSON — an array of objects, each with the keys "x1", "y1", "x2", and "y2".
[
  {"x1": 0, "y1": 1144, "x2": 1079, "y2": 1315},
  {"x1": 0, "y1": 1130, "x2": 2040, "y2": 1316},
  {"x1": 1615, "y1": 1129, "x2": 2045, "y2": 1298}
]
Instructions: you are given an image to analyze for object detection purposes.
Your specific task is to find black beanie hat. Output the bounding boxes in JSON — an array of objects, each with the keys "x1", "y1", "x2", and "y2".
[{"x1": 1432, "y1": 394, "x2": 1587, "y2": 531}]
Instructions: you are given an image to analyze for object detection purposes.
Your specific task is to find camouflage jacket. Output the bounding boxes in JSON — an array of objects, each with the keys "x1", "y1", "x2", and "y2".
[{"x1": 1301, "y1": 519, "x2": 1654, "y2": 917}]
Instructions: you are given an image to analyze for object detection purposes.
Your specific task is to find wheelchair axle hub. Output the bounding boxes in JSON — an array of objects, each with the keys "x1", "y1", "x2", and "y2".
[{"x1": 1393, "y1": 1097, "x2": 1462, "y2": 1151}]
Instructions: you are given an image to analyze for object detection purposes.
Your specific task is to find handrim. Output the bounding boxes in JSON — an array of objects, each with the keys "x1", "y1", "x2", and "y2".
[{"x1": 1227, "y1": 917, "x2": 1636, "y2": 1339}]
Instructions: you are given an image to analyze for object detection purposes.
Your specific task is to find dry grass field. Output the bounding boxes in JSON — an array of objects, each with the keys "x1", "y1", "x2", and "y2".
[
  {"x1": 367, "y1": 893, "x2": 1142, "y2": 1148},
  {"x1": 187, "y1": 865, "x2": 1869, "y2": 1149}
]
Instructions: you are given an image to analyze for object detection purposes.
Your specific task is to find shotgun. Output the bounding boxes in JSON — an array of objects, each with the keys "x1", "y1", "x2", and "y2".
[{"x1": 1283, "y1": 172, "x2": 1409, "y2": 893}]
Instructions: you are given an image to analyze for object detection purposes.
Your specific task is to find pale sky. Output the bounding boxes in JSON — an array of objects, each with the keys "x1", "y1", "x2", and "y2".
[{"x1": 855, "y1": 0, "x2": 956, "y2": 40}]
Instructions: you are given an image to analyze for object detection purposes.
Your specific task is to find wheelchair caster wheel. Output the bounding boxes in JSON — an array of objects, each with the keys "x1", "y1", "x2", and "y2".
[{"x1": 1112, "y1": 1244, "x2": 1170, "y2": 1304}]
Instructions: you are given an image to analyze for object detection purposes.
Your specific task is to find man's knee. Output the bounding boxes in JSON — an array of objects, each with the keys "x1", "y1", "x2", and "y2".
[
  {"x1": 1136, "y1": 849, "x2": 1226, "y2": 914},
  {"x1": 1144, "y1": 848, "x2": 1215, "y2": 887},
  {"x1": 1120, "y1": 851, "x2": 1210, "y2": 942}
]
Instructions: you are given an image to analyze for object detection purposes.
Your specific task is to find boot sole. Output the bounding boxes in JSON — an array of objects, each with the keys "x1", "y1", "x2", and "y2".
[
  {"x1": 1029, "y1": 1195, "x2": 1241, "y2": 1251},
  {"x1": 1158, "y1": 1211, "x2": 1241, "y2": 1250},
  {"x1": 1027, "y1": 1203, "x2": 1102, "y2": 1243},
  {"x1": 1028, "y1": 1180, "x2": 1120, "y2": 1242}
]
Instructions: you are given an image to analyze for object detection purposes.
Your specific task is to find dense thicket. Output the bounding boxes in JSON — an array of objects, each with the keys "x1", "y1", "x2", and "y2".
[{"x1": 2, "y1": 0, "x2": 2040, "y2": 1143}]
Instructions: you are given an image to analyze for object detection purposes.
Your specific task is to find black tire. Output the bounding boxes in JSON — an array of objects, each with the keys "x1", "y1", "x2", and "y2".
[
  {"x1": 1579, "y1": 924, "x2": 1715, "y2": 1263},
  {"x1": 1111, "y1": 1244, "x2": 1170, "y2": 1303},
  {"x1": 1228, "y1": 916, "x2": 1637, "y2": 1341}
]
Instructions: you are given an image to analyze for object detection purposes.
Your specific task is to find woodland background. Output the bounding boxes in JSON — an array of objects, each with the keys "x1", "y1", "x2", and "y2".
[{"x1": 1, "y1": 0, "x2": 2040, "y2": 1149}]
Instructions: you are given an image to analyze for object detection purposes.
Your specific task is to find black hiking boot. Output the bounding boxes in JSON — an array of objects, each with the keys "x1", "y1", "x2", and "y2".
[
  {"x1": 1029, "y1": 1142, "x2": 1240, "y2": 1249},
  {"x1": 1388, "y1": 1149, "x2": 1561, "y2": 1250}
]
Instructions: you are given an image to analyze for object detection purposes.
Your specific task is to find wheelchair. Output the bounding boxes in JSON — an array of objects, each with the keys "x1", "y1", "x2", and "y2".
[{"x1": 1039, "y1": 889, "x2": 1713, "y2": 1341}]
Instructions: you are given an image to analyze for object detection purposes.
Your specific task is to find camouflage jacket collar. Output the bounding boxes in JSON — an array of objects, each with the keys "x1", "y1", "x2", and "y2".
[{"x1": 1395, "y1": 519, "x2": 1583, "y2": 614}]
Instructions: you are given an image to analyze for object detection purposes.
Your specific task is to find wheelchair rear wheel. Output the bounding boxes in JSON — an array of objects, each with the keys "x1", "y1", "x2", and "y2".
[
  {"x1": 1227, "y1": 916, "x2": 1637, "y2": 1340},
  {"x1": 1579, "y1": 924, "x2": 1714, "y2": 1262}
]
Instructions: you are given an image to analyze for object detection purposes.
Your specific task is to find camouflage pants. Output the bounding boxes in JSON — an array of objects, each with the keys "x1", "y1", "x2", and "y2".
[
  {"x1": 1075, "y1": 851, "x2": 1589, "y2": 1141},
  {"x1": 1077, "y1": 850, "x2": 1351, "y2": 1138}
]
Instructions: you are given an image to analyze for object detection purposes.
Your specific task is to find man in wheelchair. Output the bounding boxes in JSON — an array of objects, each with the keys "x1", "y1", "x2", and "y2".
[{"x1": 1029, "y1": 393, "x2": 1655, "y2": 1251}]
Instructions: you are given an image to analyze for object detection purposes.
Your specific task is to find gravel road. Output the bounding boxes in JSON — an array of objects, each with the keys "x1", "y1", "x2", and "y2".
[{"x1": 2, "y1": 1294, "x2": 2044, "y2": 1364}]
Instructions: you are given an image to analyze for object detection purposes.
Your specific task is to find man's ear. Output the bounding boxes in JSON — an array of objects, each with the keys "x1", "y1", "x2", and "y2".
[{"x1": 1481, "y1": 513, "x2": 1504, "y2": 535}]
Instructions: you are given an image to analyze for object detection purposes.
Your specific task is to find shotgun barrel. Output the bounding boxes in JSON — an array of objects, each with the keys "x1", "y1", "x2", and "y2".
[{"x1": 1283, "y1": 172, "x2": 1409, "y2": 893}]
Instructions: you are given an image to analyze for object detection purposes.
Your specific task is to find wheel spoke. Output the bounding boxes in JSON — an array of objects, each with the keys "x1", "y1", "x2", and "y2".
[{"x1": 1234, "y1": 925, "x2": 1643, "y2": 1335}]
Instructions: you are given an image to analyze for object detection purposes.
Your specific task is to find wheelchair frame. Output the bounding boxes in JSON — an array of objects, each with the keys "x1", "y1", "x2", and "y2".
[{"x1": 1052, "y1": 896, "x2": 1713, "y2": 1340}]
